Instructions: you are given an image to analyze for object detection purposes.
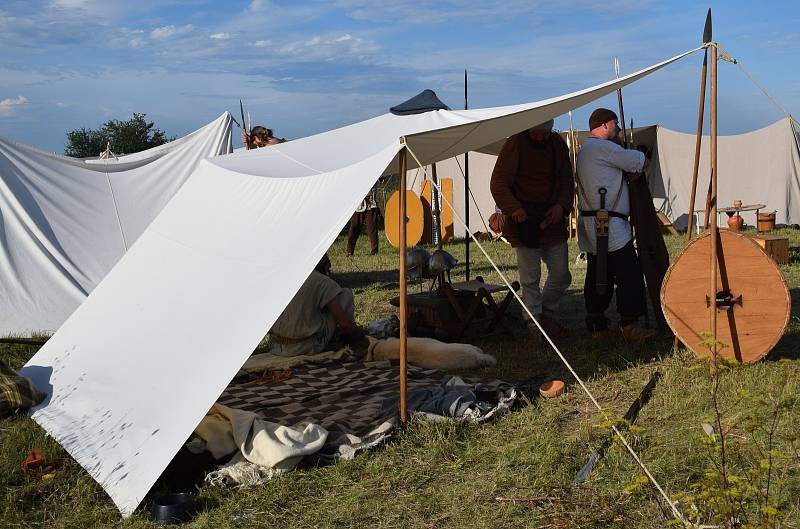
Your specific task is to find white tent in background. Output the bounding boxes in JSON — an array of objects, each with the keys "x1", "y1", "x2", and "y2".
[
  {"x1": 0, "y1": 113, "x2": 234, "y2": 335},
  {"x1": 21, "y1": 47, "x2": 700, "y2": 516},
  {"x1": 652, "y1": 118, "x2": 800, "y2": 224}
]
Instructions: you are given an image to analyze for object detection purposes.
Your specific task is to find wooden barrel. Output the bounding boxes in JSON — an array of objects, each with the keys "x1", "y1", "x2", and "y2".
[
  {"x1": 661, "y1": 230, "x2": 790, "y2": 364},
  {"x1": 757, "y1": 211, "x2": 776, "y2": 232},
  {"x1": 385, "y1": 190, "x2": 424, "y2": 248}
]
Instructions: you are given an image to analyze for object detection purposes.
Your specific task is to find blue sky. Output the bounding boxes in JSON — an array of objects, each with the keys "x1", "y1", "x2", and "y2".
[{"x1": 1, "y1": 0, "x2": 798, "y2": 153}]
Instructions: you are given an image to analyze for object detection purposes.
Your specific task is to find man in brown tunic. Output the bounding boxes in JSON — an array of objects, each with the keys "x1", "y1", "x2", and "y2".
[{"x1": 490, "y1": 119, "x2": 574, "y2": 343}]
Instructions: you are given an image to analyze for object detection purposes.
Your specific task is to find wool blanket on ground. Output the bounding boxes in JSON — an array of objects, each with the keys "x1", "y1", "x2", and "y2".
[{"x1": 213, "y1": 356, "x2": 515, "y2": 480}]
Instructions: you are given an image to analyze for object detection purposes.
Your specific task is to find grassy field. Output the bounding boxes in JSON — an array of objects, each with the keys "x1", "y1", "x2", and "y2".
[{"x1": 2, "y1": 228, "x2": 799, "y2": 528}]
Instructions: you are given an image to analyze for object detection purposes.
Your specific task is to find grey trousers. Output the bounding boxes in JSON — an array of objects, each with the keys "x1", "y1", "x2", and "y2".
[{"x1": 514, "y1": 242, "x2": 572, "y2": 321}]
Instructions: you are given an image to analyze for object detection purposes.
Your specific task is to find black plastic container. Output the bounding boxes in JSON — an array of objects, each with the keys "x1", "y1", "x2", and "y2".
[{"x1": 151, "y1": 492, "x2": 194, "y2": 524}]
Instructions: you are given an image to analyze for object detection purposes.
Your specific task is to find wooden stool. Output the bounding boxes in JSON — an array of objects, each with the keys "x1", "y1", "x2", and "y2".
[
  {"x1": 750, "y1": 234, "x2": 789, "y2": 264},
  {"x1": 390, "y1": 276, "x2": 520, "y2": 340}
]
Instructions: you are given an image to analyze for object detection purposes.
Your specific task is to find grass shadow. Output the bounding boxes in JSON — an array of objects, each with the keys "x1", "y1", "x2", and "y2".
[{"x1": 765, "y1": 287, "x2": 800, "y2": 361}]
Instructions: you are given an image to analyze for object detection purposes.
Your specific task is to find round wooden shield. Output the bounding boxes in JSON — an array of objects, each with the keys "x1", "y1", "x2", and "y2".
[
  {"x1": 661, "y1": 230, "x2": 790, "y2": 364},
  {"x1": 385, "y1": 190, "x2": 424, "y2": 248}
]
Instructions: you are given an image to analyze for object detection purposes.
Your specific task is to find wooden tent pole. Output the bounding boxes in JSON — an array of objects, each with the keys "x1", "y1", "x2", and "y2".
[
  {"x1": 709, "y1": 42, "x2": 719, "y2": 354},
  {"x1": 686, "y1": 50, "x2": 708, "y2": 242},
  {"x1": 568, "y1": 111, "x2": 579, "y2": 241},
  {"x1": 432, "y1": 163, "x2": 443, "y2": 250},
  {"x1": 674, "y1": 13, "x2": 710, "y2": 351},
  {"x1": 464, "y1": 69, "x2": 470, "y2": 281},
  {"x1": 398, "y1": 143, "x2": 408, "y2": 423}
]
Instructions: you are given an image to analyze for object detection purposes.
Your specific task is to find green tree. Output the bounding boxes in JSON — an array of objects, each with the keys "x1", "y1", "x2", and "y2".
[{"x1": 64, "y1": 113, "x2": 173, "y2": 158}]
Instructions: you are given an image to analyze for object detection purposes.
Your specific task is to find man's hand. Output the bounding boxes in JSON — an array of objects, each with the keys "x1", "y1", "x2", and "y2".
[
  {"x1": 541, "y1": 204, "x2": 564, "y2": 228},
  {"x1": 326, "y1": 298, "x2": 364, "y2": 342},
  {"x1": 511, "y1": 208, "x2": 528, "y2": 223},
  {"x1": 340, "y1": 321, "x2": 365, "y2": 343},
  {"x1": 241, "y1": 131, "x2": 252, "y2": 150}
]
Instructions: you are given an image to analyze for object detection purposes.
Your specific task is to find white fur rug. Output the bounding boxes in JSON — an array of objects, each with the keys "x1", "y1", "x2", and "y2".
[{"x1": 366, "y1": 336, "x2": 496, "y2": 370}]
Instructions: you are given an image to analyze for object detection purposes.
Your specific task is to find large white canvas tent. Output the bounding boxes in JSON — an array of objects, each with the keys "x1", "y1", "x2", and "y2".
[
  {"x1": 0, "y1": 113, "x2": 233, "y2": 335},
  {"x1": 21, "y1": 47, "x2": 700, "y2": 516},
  {"x1": 422, "y1": 118, "x2": 800, "y2": 236},
  {"x1": 652, "y1": 117, "x2": 800, "y2": 224}
]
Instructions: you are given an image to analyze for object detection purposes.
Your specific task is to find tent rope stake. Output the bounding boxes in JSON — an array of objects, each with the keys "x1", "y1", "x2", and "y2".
[{"x1": 404, "y1": 145, "x2": 689, "y2": 527}]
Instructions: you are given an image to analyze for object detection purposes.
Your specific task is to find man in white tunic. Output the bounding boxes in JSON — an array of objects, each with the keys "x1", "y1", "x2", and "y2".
[
  {"x1": 267, "y1": 254, "x2": 363, "y2": 357},
  {"x1": 576, "y1": 108, "x2": 656, "y2": 341}
]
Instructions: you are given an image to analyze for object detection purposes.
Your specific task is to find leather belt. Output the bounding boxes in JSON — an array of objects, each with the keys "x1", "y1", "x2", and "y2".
[
  {"x1": 579, "y1": 209, "x2": 629, "y2": 220},
  {"x1": 269, "y1": 333, "x2": 312, "y2": 345}
]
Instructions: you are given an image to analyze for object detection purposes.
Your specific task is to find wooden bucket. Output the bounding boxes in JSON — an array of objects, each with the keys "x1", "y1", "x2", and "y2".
[{"x1": 757, "y1": 211, "x2": 776, "y2": 232}]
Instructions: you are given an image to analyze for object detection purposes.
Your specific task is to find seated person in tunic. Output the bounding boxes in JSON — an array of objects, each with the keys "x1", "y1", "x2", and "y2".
[{"x1": 266, "y1": 254, "x2": 363, "y2": 357}]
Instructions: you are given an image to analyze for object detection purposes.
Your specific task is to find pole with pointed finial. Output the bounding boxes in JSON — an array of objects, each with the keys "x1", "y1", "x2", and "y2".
[
  {"x1": 398, "y1": 142, "x2": 408, "y2": 423},
  {"x1": 674, "y1": 8, "x2": 711, "y2": 352},
  {"x1": 709, "y1": 24, "x2": 719, "y2": 357},
  {"x1": 464, "y1": 69, "x2": 471, "y2": 280},
  {"x1": 686, "y1": 9, "x2": 711, "y2": 241}
]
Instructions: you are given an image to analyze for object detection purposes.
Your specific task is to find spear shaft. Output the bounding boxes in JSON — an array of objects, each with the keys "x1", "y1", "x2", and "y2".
[{"x1": 614, "y1": 58, "x2": 629, "y2": 149}]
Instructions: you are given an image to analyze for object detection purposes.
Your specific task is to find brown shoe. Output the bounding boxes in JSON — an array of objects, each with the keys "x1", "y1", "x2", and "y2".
[
  {"x1": 591, "y1": 329, "x2": 611, "y2": 341},
  {"x1": 526, "y1": 326, "x2": 544, "y2": 349},
  {"x1": 539, "y1": 316, "x2": 569, "y2": 339},
  {"x1": 620, "y1": 324, "x2": 656, "y2": 342}
]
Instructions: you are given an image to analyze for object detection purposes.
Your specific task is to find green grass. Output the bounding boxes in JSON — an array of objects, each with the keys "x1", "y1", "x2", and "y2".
[{"x1": 2, "y1": 229, "x2": 800, "y2": 528}]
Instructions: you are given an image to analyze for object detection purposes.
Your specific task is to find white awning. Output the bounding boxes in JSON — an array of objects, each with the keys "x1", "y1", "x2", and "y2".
[{"x1": 22, "y1": 47, "x2": 700, "y2": 516}]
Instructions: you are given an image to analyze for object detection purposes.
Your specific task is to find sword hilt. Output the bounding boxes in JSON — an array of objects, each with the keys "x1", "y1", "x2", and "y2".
[{"x1": 596, "y1": 187, "x2": 609, "y2": 236}]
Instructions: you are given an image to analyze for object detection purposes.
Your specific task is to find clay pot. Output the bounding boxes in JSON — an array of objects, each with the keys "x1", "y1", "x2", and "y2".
[
  {"x1": 727, "y1": 215, "x2": 744, "y2": 231},
  {"x1": 539, "y1": 380, "x2": 565, "y2": 398}
]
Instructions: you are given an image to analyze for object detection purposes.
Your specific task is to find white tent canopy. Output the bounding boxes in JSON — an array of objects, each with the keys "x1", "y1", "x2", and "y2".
[
  {"x1": 21, "y1": 47, "x2": 700, "y2": 516},
  {"x1": 653, "y1": 118, "x2": 800, "y2": 224},
  {"x1": 0, "y1": 113, "x2": 233, "y2": 335}
]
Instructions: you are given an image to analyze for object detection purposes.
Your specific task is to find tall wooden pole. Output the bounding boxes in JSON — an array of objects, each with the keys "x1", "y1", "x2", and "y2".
[
  {"x1": 464, "y1": 69, "x2": 470, "y2": 281},
  {"x1": 686, "y1": 51, "x2": 708, "y2": 241},
  {"x1": 568, "y1": 111, "x2": 579, "y2": 240},
  {"x1": 688, "y1": 10, "x2": 713, "y2": 239},
  {"x1": 674, "y1": 34, "x2": 710, "y2": 352},
  {"x1": 398, "y1": 144, "x2": 408, "y2": 423},
  {"x1": 614, "y1": 58, "x2": 629, "y2": 149},
  {"x1": 432, "y1": 163, "x2": 443, "y2": 250},
  {"x1": 709, "y1": 42, "x2": 719, "y2": 353}
]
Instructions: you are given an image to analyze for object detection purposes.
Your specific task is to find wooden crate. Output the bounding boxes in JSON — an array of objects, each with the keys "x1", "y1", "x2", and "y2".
[{"x1": 751, "y1": 234, "x2": 789, "y2": 264}]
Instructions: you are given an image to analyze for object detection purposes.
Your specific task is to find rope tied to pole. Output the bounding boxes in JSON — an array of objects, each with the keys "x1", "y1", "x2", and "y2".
[{"x1": 404, "y1": 144, "x2": 689, "y2": 527}]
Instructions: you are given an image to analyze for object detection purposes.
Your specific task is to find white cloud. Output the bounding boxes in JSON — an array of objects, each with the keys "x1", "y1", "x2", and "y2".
[
  {"x1": 253, "y1": 39, "x2": 272, "y2": 47},
  {"x1": 0, "y1": 95, "x2": 29, "y2": 117},
  {"x1": 210, "y1": 32, "x2": 230, "y2": 40},
  {"x1": 150, "y1": 24, "x2": 194, "y2": 40},
  {"x1": 249, "y1": 0, "x2": 271, "y2": 12},
  {"x1": 50, "y1": 0, "x2": 91, "y2": 9},
  {"x1": 276, "y1": 33, "x2": 378, "y2": 60}
]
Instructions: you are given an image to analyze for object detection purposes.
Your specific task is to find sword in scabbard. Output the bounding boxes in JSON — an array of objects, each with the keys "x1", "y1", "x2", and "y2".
[{"x1": 596, "y1": 187, "x2": 609, "y2": 296}]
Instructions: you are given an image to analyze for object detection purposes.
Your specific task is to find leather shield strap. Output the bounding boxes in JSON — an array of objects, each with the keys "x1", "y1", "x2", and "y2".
[{"x1": 594, "y1": 188, "x2": 609, "y2": 296}]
